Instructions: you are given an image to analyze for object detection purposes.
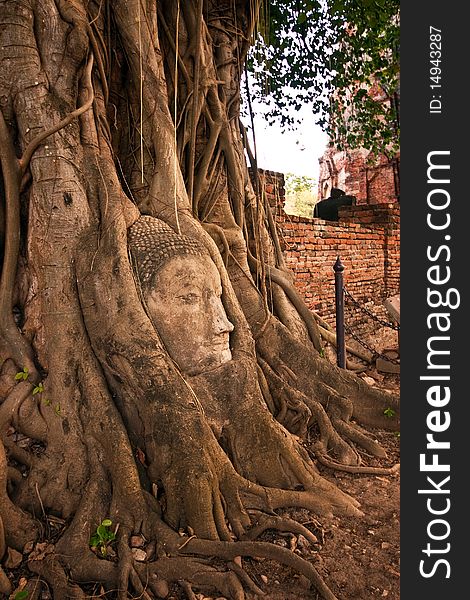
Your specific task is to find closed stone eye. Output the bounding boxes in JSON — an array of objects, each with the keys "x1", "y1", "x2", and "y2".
[{"x1": 178, "y1": 293, "x2": 200, "y2": 304}]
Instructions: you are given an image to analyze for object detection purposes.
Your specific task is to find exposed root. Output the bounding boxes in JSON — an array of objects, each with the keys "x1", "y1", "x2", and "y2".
[
  {"x1": 314, "y1": 444, "x2": 400, "y2": 475},
  {"x1": 259, "y1": 356, "x2": 381, "y2": 466},
  {"x1": 28, "y1": 555, "x2": 87, "y2": 600},
  {"x1": 332, "y1": 418, "x2": 385, "y2": 457},
  {"x1": 183, "y1": 537, "x2": 340, "y2": 600},
  {"x1": 247, "y1": 253, "x2": 323, "y2": 353},
  {"x1": 0, "y1": 434, "x2": 40, "y2": 551},
  {"x1": 0, "y1": 516, "x2": 11, "y2": 595},
  {"x1": 0, "y1": 5, "x2": 400, "y2": 600},
  {"x1": 227, "y1": 559, "x2": 266, "y2": 596},
  {"x1": 243, "y1": 513, "x2": 318, "y2": 545},
  {"x1": 242, "y1": 481, "x2": 363, "y2": 520},
  {"x1": 0, "y1": 380, "x2": 33, "y2": 431}
]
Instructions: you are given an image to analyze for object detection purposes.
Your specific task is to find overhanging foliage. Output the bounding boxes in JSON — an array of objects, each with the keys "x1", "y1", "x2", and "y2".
[{"x1": 248, "y1": 0, "x2": 400, "y2": 157}]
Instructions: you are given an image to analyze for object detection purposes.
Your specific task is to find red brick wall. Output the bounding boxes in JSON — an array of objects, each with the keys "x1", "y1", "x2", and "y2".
[
  {"x1": 254, "y1": 170, "x2": 400, "y2": 337},
  {"x1": 276, "y1": 209, "x2": 400, "y2": 337}
]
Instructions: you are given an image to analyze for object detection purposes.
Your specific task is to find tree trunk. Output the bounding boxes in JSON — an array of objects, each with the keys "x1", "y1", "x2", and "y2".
[{"x1": 0, "y1": 1, "x2": 399, "y2": 598}]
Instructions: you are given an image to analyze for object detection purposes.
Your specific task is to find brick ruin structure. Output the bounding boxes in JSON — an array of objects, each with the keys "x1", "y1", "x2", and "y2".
[
  {"x1": 253, "y1": 169, "x2": 400, "y2": 344},
  {"x1": 317, "y1": 81, "x2": 400, "y2": 205},
  {"x1": 317, "y1": 147, "x2": 400, "y2": 205}
]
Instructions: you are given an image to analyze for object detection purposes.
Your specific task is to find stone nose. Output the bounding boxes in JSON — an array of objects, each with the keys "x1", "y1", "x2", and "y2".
[{"x1": 210, "y1": 295, "x2": 234, "y2": 334}]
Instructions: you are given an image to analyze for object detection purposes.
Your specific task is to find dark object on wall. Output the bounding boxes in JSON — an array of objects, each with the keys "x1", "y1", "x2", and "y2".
[
  {"x1": 313, "y1": 191, "x2": 357, "y2": 221},
  {"x1": 330, "y1": 187, "x2": 345, "y2": 199}
]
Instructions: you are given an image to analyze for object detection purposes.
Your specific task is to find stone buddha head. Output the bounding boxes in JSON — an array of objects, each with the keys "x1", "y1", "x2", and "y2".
[{"x1": 128, "y1": 216, "x2": 234, "y2": 376}]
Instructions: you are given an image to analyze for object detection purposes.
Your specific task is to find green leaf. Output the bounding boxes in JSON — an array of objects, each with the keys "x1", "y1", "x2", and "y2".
[
  {"x1": 89, "y1": 534, "x2": 100, "y2": 547},
  {"x1": 15, "y1": 592, "x2": 29, "y2": 600},
  {"x1": 101, "y1": 518, "x2": 113, "y2": 527},
  {"x1": 33, "y1": 382, "x2": 44, "y2": 395},
  {"x1": 15, "y1": 367, "x2": 29, "y2": 381}
]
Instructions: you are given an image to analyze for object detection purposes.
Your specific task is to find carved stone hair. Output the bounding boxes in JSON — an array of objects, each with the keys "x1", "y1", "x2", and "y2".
[{"x1": 128, "y1": 215, "x2": 209, "y2": 292}]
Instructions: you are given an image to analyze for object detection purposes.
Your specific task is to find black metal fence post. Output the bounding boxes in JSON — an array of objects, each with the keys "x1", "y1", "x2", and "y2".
[{"x1": 334, "y1": 256, "x2": 346, "y2": 368}]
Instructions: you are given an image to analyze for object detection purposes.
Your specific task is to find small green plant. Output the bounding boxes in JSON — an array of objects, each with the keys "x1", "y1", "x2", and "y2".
[
  {"x1": 383, "y1": 407, "x2": 396, "y2": 418},
  {"x1": 54, "y1": 403, "x2": 62, "y2": 416},
  {"x1": 89, "y1": 519, "x2": 116, "y2": 557},
  {"x1": 14, "y1": 591, "x2": 29, "y2": 600},
  {"x1": 319, "y1": 348, "x2": 325, "y2": 358},
  {"x1": 32, "y1": 382, "x2": 44, "y2": 395},
  {"x1": 15, "y1": 367, "x2": 29, "y2": 381}
]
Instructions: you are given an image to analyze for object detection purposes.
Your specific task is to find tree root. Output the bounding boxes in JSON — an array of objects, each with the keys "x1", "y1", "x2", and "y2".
[
  {"x1": 313, "y1": 444, "x2": 400, "y2": 475},
  {"x1": 0, "y1": 565, "x2": 12, "y2": 596},
  {"x1": 28, "y1": 555, "x2": 87, "y2": 600},
  {"x1": 0, "y1": 515, "x2": 11, "y2": 596},
  {"x1": 258, "y1": 355, "x2": 387, "y2": 467},
  {"x1": 241, "y1": 480, "x2": 363, "y2": 520},
  {"x1": 25, "y1": 477, "x2": 341, "y2": 600},
  {"x1": 256, "y1": 319, "x2": 400, "y2": 431},
  {"x1": 243, "y1": 513, "x2": 318, "y2": 545},
  {"x1": 183, "y1": 537, "x2": 340, "y2": 600},
  {"x1": 0, "y1": 419, "x2": 41, "y2": 552}
]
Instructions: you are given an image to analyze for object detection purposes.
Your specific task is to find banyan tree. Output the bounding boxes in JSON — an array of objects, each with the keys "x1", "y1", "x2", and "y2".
[{"x1": 0, "y1": 1, "x2": 399, "y2": 598}]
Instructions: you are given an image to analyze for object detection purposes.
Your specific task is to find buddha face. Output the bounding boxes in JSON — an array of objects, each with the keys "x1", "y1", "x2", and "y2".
[{"x1": 145, "y1": 254, "x2": 234, "y2": 376}]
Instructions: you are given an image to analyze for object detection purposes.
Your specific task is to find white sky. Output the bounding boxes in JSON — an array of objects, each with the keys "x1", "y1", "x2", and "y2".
[{"x1": 244, "y1": 101, "x2": 329, "y2": 181}]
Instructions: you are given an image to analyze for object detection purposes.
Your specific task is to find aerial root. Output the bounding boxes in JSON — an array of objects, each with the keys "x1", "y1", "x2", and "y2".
[
  {"x1": 259, "y1": 356, "x2": 376, "y2": 466},
  {"x1": 180, "y1": 580, "x2": 198, "y2": 600},
  {"x1": 114, "y1": 525, "x2": 160, "y2": 600},
  {"x1": 128, "y1": 566, "x2": 153, "y2": 600},
  {"x1": 0, "y1": 380, "x2": 33, "y2": 430},
  {"x1": 231, "y1": 466, "x2": 362, "y2": 519},
  {"x1": 302, "y1": 392, "x2": 362, "y2": 466},
  {"x1": 258, "y1": 483, "x2": 362, "y2": 519},
  {"x1": 258, "y1": 357, "x2": 310, "y2": 437}
]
